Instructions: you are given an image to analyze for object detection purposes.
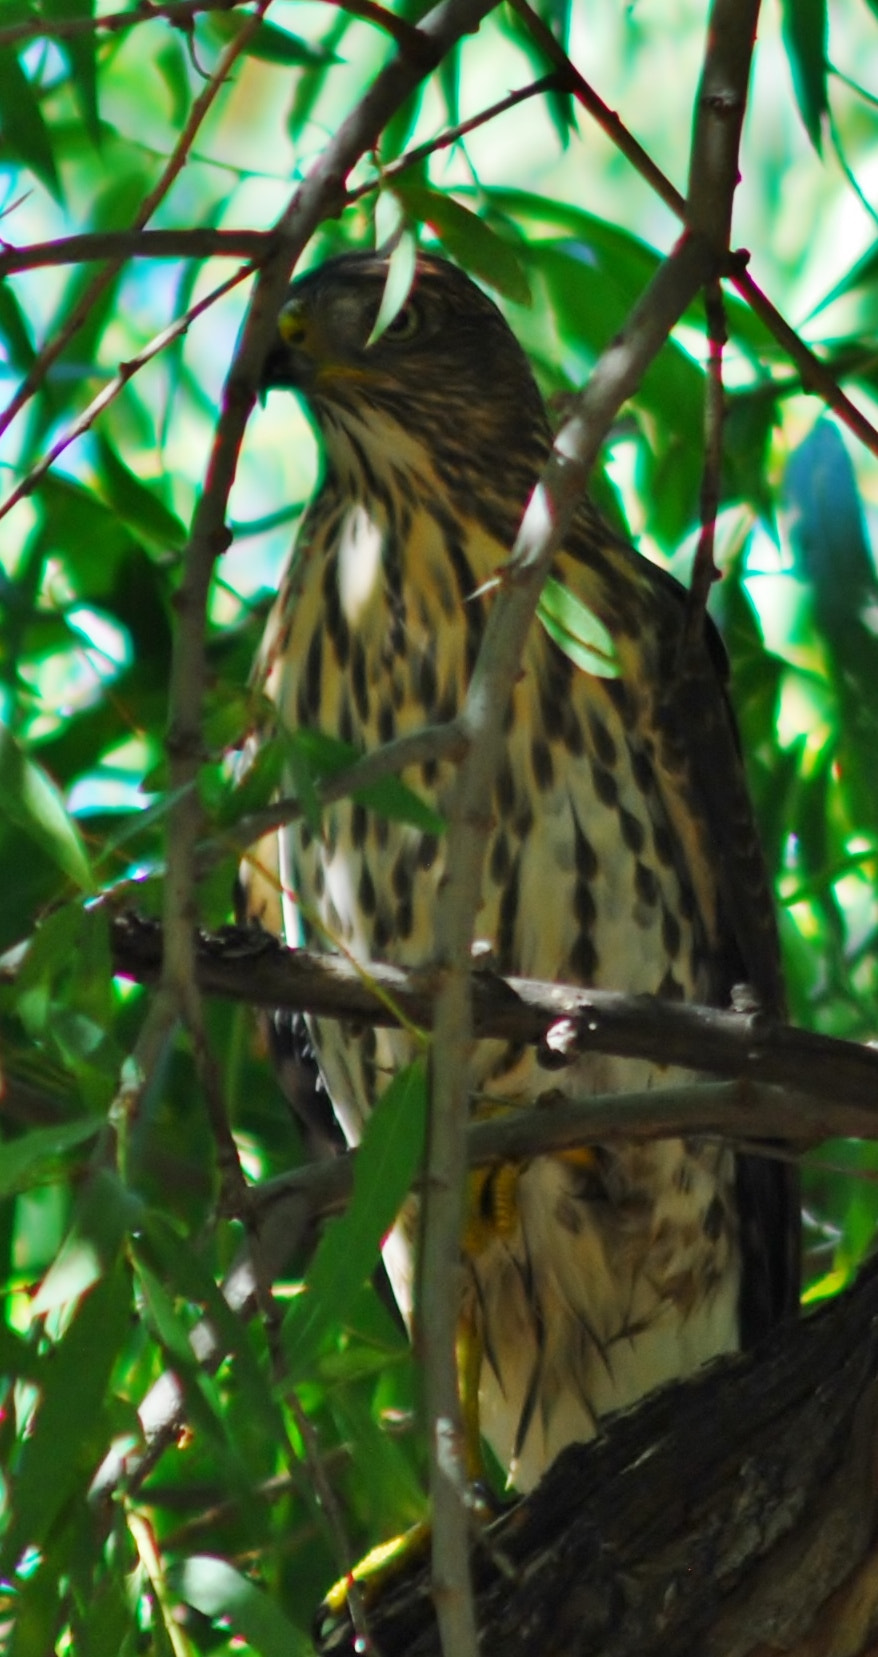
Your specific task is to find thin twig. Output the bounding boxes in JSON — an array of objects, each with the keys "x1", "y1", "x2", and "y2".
[
  {"x1": 418, "y1": 225, "x2": 719, "y2": 1657},
  {"x1": 157, "y1": 11, "x2": 506, "y2": 1648},
  {"x1": 0, "y1": 0, "x2": 418, "y2": 52},
  {"x1": 0, "y1": 264, "x2": 253, "y2": 528},
  {"x1": 0, "y1": 0, "x2": 237, "y2": 50},
  {"x1": 346, "y1": 70, "x2": 564, "y2": 204},
  {"x1": 0, "y1": 0, "x2": 269, "y2": 454},
  {"x1": 230, "y1": 716, "x2": 468, "y2": 852},
  {"x1": 684, "y1": 279, "x2": 726, "y2": 652}
]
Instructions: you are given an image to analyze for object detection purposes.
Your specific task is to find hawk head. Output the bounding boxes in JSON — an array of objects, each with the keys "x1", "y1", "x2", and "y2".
[{"x1": 261, "y1": 250, "x2": 550, "y2": 516}]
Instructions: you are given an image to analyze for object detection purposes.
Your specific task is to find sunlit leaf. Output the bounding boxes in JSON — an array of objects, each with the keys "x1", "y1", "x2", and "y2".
[
  {"x1": 43, "y1": 0, "x2": 100, "y2": 146},
  {"x1": 32, "y1": 1169, "x2": 140, "y2": 1314},
  {"x1": 368, "y1": 221, "x2": 418, "y2": 343},
  {"x1": 0, "y1": 1261, "x2": 131, "y2": 1576},
  {"x1": 538, "y1": 577, "x2": 620, "y2": 678},
  {"x1": 175, "y1": 1556, "x2": 312, "y2": 1657}
]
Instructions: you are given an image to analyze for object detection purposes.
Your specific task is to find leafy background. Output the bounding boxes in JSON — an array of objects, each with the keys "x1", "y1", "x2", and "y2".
[{"x1": 2, "y1": 0, "x2": 878, "y2": 1650}]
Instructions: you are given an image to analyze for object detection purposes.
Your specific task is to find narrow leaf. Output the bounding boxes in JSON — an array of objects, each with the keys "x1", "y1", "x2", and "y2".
[
  {"x1": 394, "y1": 179, "x2": 531, "y2": 305},
  {"x1": 538, "y1": 578, "x2": 620, "y2": 678},
  {"x1": 368, "y1": 223, "x2": 417, "y2": 344},
  {"x1": 284, "y1": 1059, "x2": 427, "y2": 1374},
  {"x1": 0, "y1": 50, "x2": 61, "y2": 200},
  {"x1": 0, "y1": 1119, "x2": 101, "y2": 1198},
  {"x1": 1, "y1": 1262, "x2": 130, "y2": 1576},
  {"x1": 43, "y1": 0, "x2": 100, "y2": 145},
  {"x1": 0, "y1": 726, "x2": 94, "y2": 891},
  {"x1": 95, "y1": 436, "x2": 187, "y2": 552},
  {"x1": 780, "y1": 0, "x2": 828, "y2": 152},
  {"x1": 290, "y1": 729, "x2": 445, "y2": 834},
  {"x1": 203, "y1": 11, "x2": 338, "y2": 65},
  {"x1": 175, "y1": 1556, "x2": 312, "y2": 1657}
]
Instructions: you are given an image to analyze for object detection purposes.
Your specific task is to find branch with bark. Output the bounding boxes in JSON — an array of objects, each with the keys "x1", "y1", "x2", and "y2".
[{"x1": 317, "y1": 1258, "x2": 878, "y2": 1657}]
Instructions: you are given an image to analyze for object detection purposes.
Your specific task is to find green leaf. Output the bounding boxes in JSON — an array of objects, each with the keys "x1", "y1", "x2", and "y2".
[
  {"x1": 369, "y1": 213, "x2": 417, "y2": 343},
  {"x1": 94, "y1": 435, "x2": 187, "y2": 553},
  {"x1": 807, "y1": 237, "x2": 878, "y2": 319},
  {"x1": 538, "y1": 578, "x2": 620, "y2": 678},
  {"x1": 284, "y1": 1059, "x2": 427, "y2": 1375},
  {"x1": 0, "y1": 1318, "x2": 42, "y2": 1387},
  {"x1": 137, "y1": 1211, "x2": 287, "y2": 1449},
  {"x1": 32, "y1": 1169, "x2": 140, "y2": 1314},
  {"x1": 780, "y1": 0, "x2": 828, "y2": 152},
  {"x1": 0, "y1": 49, "x2": 61, "y2": 200},
  {"x1": 43, "y1": 0, "x2": 100, "y2": 146},
  {"x1": 0, "y1": 1119, "x2": 101, "y2": 1199},
  {"x1": 202, "y1": 10, "x2": 338, "y2": 66},
  {"x1": 174, "y1": 1557, "x2": 312, "y2": 1657},
  {"x1": 0, "y1": 1261, "x2": 131, "y2": 1576},
  {"x1": 0, "y1": 282, "x2": 36, "y2": 373},
  {"x1": 289, "y1": 729, "x2": 446, "y2": 835},
  {"x1": 0, "y1": 726, "x2": 94, "y2": 891},
  {"x1": 393, "y1": 179, "x2": 531, "y2": 305}
]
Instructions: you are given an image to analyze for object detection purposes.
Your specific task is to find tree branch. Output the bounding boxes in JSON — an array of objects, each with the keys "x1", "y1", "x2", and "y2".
[
  {"x1": 320, "y1": 1258, "x2": 878, "y2": 1656},
  {"x1": 418, "y1": 1, "x2": 759, "y2": 1623},
  {"x1": 0, "y1": 2, "x2": 269, "y2": 453},
  {"x1": 0, "y1": 229, "x2": 268, "y2": 276},
  {"x1": 104, "y1": 916, "x2": 878, "y2": 1127},
  {"x1": 507, "y1": 0, "x2": 878, "y2": 461}
]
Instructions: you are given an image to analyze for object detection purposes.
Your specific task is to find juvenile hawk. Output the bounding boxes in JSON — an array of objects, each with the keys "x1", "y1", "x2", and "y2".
[{"x1": 247, "y1": 250, "x2": 799, "y2": 1492}]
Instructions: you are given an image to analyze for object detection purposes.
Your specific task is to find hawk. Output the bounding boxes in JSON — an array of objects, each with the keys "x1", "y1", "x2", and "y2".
[{"x1": 246, "y1": 249, "x2": 799, "y2": 1493}]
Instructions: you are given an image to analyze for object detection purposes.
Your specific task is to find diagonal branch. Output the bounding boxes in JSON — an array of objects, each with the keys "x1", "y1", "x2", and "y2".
[
  {"x1": 508, "y1": 0, "x2": 878, "y2": 461},
  {"x1": 419, "y1": 8, "x2": 761, "y2": 1641}
]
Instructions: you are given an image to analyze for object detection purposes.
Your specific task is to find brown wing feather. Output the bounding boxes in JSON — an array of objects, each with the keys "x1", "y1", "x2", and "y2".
[{"x1": 559, "y1": 519, "x2": 800, "y2": 1335}]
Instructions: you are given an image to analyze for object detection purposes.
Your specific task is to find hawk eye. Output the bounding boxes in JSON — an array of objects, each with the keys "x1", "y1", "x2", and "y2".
[{"x1": 382, "y1": 301, "x2": 420, "y2": 341}]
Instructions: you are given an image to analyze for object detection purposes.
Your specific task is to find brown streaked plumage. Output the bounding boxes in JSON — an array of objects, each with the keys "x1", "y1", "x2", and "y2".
[{"x1": 245, "y1": 250, "x2": 799, "y2": 1492}]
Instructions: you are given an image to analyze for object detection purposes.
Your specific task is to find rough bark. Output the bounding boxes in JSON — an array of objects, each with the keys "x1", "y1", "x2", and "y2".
[{"x1": 317, "y1": 1261, "x2": 878, "y2": 1657}]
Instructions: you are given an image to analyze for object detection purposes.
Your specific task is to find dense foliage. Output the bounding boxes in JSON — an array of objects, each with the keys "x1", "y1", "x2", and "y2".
[{"x1": 2, "y1": 0, "x2": 878, "y2": 1650}]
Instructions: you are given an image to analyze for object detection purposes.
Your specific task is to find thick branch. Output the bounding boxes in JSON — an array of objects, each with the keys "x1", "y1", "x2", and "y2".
[
  {"x1": 105, "y1": 915, "x2": 878, "y2": 1126},
  {"x1": 321, "y1": 1258, "x2": 878, "y2": 1656}
]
